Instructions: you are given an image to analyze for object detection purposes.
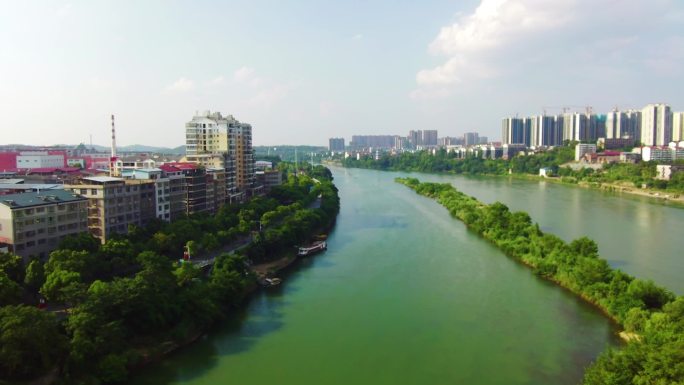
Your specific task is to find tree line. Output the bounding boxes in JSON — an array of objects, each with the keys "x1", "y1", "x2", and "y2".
[
  {"x1": 0, "y1": 165, "x2": 340, "y2": 384},
  {"x1": 343, "y1": 146, "x2": 684, "y2": 193},
  {"x1": 396, "y1": 177, "x2": 684, "y2": 384}
]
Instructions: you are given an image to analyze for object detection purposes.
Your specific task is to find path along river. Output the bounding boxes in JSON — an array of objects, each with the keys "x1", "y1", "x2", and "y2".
[{"x1": 131, "y1": 167, "x2": 684, "y2": 385}]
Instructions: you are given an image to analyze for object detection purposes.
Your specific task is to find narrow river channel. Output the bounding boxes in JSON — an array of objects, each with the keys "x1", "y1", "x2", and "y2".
[{"x1": 131, "y1": 167, "x2": 639, "y2": 385}]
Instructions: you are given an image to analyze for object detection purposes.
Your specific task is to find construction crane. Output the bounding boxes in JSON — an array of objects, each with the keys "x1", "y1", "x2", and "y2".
[{"x1": 542, "y1": 105, "x2": 594, "y2": 115}]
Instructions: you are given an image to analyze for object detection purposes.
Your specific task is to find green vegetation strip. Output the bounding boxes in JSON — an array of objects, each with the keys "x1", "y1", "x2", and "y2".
[
  {"x1": 396, "y1": 177, "x2": 684, "y2": 384},
  {"x1": 343, "y1": 146, "x2": 684, "y2": 194},
  {"x1": 0, "y1": 165, "x2": 340, "y2": 384}
]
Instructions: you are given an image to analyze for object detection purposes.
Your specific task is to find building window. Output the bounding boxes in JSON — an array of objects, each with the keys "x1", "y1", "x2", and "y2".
[
  {"x1": 91, "y1": 189, "x2": 97, "y2": 195},
  {"x1": 80, "y1": 189, "x2": 87, "y2": 195}
]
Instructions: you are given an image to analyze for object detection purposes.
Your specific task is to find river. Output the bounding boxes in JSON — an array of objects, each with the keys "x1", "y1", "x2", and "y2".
[{"x1": 129, "y1": 166, "x2": 684, "y2": 385}]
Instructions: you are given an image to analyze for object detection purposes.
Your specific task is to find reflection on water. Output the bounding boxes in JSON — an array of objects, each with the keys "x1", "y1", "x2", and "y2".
[{"x1": 130, "y1": 167, "x2": 623, "y2": 385}]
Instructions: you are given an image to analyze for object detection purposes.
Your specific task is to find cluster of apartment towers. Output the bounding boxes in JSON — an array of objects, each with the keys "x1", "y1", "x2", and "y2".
[
  {"x1": 502, "y1": 104, "x2": 684, "y2": 147},
  {"x1": 0, "y1": 111, "x2": 274, "y2": 261},
  {"x1": 328, "y1": 130, "x2": 490, "y2": 153}
]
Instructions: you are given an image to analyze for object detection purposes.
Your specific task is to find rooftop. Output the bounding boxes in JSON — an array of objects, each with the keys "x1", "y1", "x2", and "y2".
[
  {"x1": 82, "y1": 176, "x2": 125, "y2": 183},
  {"x1": 0, "y1": 190, "x2": 86, "y2": 209},
  {"x1": 0, "y1": 184, "x2": 64, "y2": 191},
  {"x1": 0, "y1": 179, "x2": 25, "y2": 184}
]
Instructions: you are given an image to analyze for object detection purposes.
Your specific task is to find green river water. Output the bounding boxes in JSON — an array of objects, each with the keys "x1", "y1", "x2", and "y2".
[{"x1": 131, "y1": 167, "x2": 684, "y2": 385}]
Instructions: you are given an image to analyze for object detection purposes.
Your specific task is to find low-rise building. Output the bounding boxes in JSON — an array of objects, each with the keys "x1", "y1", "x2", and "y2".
[
  {"x1": 642, "y1": 146, "x2": 673, "y2": 162},
  {"x1": 0, "y1": 190, "x2": 88, "y2": 260},
  {"x1": 598, "y1": 137, "x2": 636, "y2": 150},
  {"x1": 656, "y1": 165, "x2": 684, "y2": 181},
  {"x1": 620, "y1": 152, "x2": 641, "y2": 163},
  {"x1": 575, "y1": 144, "x2": 597, "y2": 162},
  {"x1": 502, "y1": 144, "x2": 526, "y2": 160},
  {"x1": 256, "y1": 170, "x2": 283, "y2": 193},
  {"x1": 64, "y1": 176, "x2": 154, "y2": 243}
]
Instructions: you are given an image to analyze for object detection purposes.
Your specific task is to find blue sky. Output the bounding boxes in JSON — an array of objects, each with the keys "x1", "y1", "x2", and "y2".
[{"x1": 1, "y1": 0, "x2": 682, "y2": 147}]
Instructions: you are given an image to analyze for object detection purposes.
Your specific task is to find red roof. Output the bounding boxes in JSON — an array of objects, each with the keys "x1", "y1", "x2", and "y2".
[
  {"x1": 600, "y1": 151, "x2": 621, "y2": 156},
  {"x1": 0, "y1": 152, "x2": 18, "y2": 170},
  {"x1": 160, "y1": 162, "x2": 198, "y2": 172}
]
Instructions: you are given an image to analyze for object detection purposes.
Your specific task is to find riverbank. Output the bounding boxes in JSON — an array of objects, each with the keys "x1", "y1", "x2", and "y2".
[
  {"x1": 130, "y1": 251, "x2": 307, "y2": 372},
  {"x1": 509, "y1": 173, "x2": 684, "y2": 206}
]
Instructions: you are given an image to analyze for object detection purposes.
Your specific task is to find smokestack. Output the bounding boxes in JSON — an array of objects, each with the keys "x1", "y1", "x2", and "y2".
[
  {"x1": 110, "y1": 114, "x2": 118, "y2": 177},
  {"x1": 111, "y1": 114, "x2": 117, "y2": 158}
]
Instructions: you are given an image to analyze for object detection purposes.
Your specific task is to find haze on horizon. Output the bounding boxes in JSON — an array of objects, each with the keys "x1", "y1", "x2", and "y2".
[{"x1": 1, "y1": 0, "x2": 683, "y2": 148}]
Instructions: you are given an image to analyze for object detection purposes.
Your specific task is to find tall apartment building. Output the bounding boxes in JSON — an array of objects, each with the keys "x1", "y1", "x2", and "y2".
[
  {"x1": 605, "y1": 110, "x2": 641, "y2": 140},
  {"x1": 464, "y1": 132, "x2": 479, "y2": 146},
  {"x1": 502, "y1": 117, "x2": 527, "y2": 146},
  {"x1": 234, "y1": 123, "x2": 256, "y2": 196},
  {"x1": 350, "y1": 135, "x2": 398, "y2": 149},
  {"x1": 641, "y1": 104, "x2": 672, "y2": 146},
  {"x1": 185, "y1": 110, "x2": 256, "y2": 202},
  {"x1": 422, "y1": 130, "x2": 438, "y2": 146},
  {"x1": 673, "y1": 112, "x2": 684, "y2": 142},
  {"x1": 64, "y1": 177, "x2": 155, "y2": 243},
  {"x1": 328, "y1": 138, "x2": 345, "y2": 152},
  {"x1": 573, "y1": 113, "x2": 602, "y2": 142},
  {"x1": 0, "y1": 190, "x2": 88, "y2": 260},
  {"x1": 529, "y1": 115, "x2": 562, "y2": 147},
  {"x1": 408, "y1": 130, "x2": 422, "y2": 149}
]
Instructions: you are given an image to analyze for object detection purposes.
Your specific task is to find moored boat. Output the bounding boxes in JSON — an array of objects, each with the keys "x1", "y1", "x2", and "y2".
[{"x1": 297, "y1": 241, "x2": 327, "y2": 257}]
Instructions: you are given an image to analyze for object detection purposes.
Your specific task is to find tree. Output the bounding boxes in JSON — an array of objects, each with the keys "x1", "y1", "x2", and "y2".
[
  {"x1": 45, "y1": 249, "x2": 96, "y2": 280},
  {"x1": 174, "y1": 262, "x2": 201, "y2": 287},
  {"x1": 40, "y1": 269, "x2": 85, "y2": 304},
  {"x1": 24, "y1": 259, "x2": 46, "y2": 293},
  {"x1": 0, "y1": 305, "x2": 67, "y2": 380},
  {"x1": 58, "y1": 232, "x2": 100, "y2": 253},
  {"x1": 0, "y1": 271, "x2": 23, "y2": 306},
  {"x1": 0, "y1": 251, "x2": 24, "y2": 283},
  {"x1": 627, "y1": 279, "x2": 674, "y2": 310},
  {"x1": 569, "y1": 236, "x2": 600, "y2": 259}
]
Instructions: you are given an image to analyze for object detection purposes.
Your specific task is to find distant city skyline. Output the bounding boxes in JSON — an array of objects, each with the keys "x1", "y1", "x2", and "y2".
[{"x1": 1, "y1": 1, "x2": 683, "y2": 147}]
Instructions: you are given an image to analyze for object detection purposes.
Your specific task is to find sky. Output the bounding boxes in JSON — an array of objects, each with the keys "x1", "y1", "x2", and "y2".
[{"x1": 1, "y1": 0, "x2": 683, "y2": 147}]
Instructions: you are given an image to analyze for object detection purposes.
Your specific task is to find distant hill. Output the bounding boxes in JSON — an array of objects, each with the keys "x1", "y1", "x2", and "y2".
[
  {"x1": 254, "y1": 145, "x2": 328, "y2": 162},
  {"x1": 0, "y1": 143, "x2": 186, "y2": 155},
  {"x1": 87, "y1": 144, "x2": 186, "y2": 154}
]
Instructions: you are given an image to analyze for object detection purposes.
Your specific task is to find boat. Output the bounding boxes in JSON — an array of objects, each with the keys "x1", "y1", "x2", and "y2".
[
  {"x1": 297, "y1": 241, "x2": 327, "y2": 257},
  {"x1": 261, "y1": 277, "x2": 282, "y2": 287}
]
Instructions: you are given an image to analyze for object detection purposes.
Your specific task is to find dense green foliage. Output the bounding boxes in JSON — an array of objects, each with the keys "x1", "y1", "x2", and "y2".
[
  {"x1": 0, "y1": 166, "x2": 339, "y2": 383},
  {"x1": 396, "y1": 177, "x2": 684, "y2": 384},
  {"x1": 343, "y1": 147, "x2": 574, "y2": 175},
  {"x1": 344, "y1": 147, "x2": 684, "y2": 193}
]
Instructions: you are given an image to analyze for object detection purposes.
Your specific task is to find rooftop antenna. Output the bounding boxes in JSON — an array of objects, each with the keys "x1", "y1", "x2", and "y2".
[{"x1": 110, "y1": 114, "x2": 119, "y2": 177}]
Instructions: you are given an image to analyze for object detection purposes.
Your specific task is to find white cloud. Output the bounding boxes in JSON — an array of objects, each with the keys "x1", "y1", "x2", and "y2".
[
  {"x1": 207, "y1": 75, "x2": 226, "y2": 86},
  {"x1": 55, "y1": 3, "x2": 73, "y2": 18},
  {"x1": 411, "y1": 0, "x2": 682, "y2": 99},
  {"x1": 353, "y1": 33, "x2": 364, "y2": 40},
  {"x1": 233, "y1": 66, "x2": 263, "y2": 87},
  {"x1": 165, "y1": 77, "x2": 194, "y2": 92},
  {"x1": 319, "y1": 101, "x2": 335, "y2": 117},
  {"x1": 86, "y1": 77, "x2": 115, "y2": 89},
  {"x1": 248, "y1": 84, "x2": 289, "y2": 107}
]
